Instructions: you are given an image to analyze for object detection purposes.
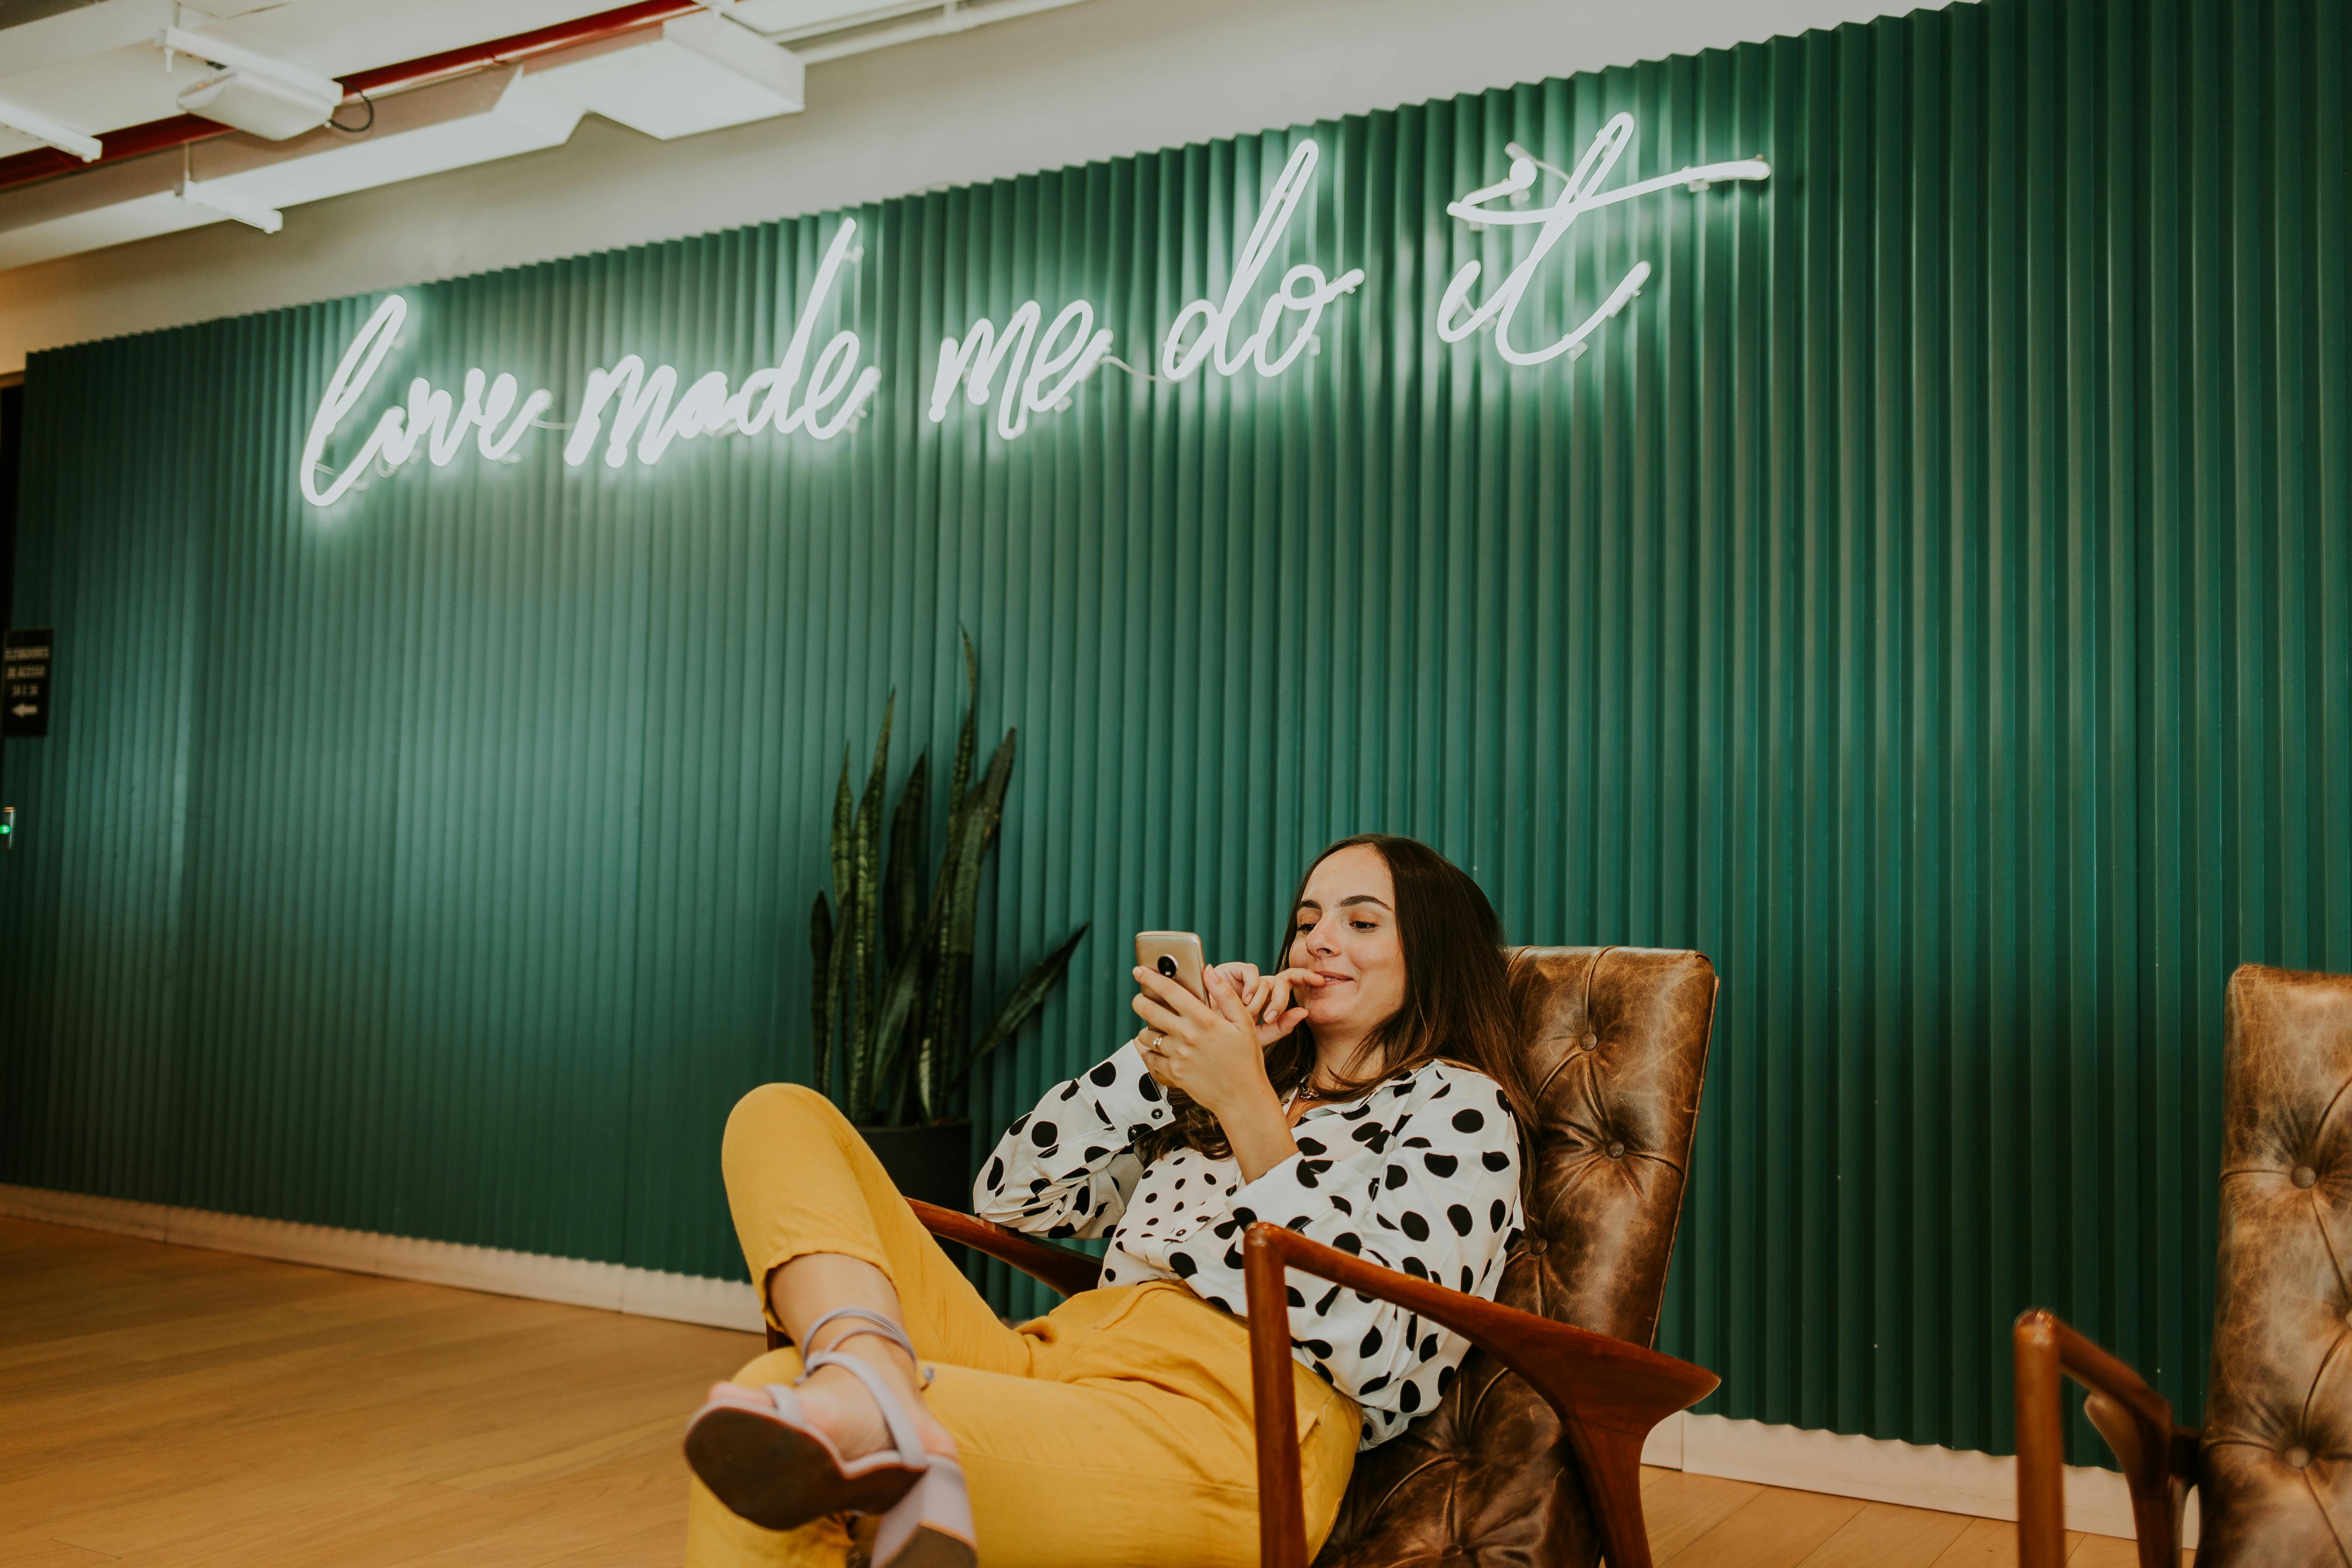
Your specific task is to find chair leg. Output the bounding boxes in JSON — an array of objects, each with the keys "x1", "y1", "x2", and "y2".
[{"x1": 1572, "y1": 1424, "x2": 1657, "y2": 1568}]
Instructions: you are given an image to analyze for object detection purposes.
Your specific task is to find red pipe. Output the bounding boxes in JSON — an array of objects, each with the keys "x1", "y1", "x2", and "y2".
[
  {"x1": 0, "y1": 0, "x2": 703, "y2": 193},
  {"x1": 340, "y1": 0, "x2": 701, "y2": 98}
]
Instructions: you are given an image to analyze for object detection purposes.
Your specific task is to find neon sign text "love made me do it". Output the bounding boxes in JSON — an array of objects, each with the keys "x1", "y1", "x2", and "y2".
[{"x1": 299, "y1": 118, "x2": 1766, "y2": 502}]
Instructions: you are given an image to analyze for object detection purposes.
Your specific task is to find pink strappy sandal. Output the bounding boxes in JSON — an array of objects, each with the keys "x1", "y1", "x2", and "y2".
[{"x1": 683, "y1": 1306, "x2": 975, "y2": 1568}]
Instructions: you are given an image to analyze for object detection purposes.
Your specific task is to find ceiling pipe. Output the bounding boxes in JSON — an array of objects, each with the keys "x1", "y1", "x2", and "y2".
[
  {"x1": 337, "y1": 0, "x2": 703, "y2": 101},
  {"x1": 0, "y1": 0, "x2": 700, "y2": 193}
]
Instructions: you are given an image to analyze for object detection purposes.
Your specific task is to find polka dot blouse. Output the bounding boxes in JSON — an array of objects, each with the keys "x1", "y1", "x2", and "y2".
[{"x1": 973, "y1": 1040, "x2": 1524, "y2": 1449}]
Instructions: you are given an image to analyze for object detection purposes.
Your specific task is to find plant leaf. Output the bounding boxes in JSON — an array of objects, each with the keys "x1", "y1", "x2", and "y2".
[
  {"x1": 863, "y1": 917, "x2": 934, "y2": 1123},
  {"x1": 828, "y1": 744, "x2": 854, "y2": 913},
  {"x1": 934, "y1": 729, "x2": 1016, "y2": 1071},
  {"x1": 946, "y1": 628, "x2": 978, "y2": 814},
  {"x1": 958, "y1": 923, "x2": 1090, "y2": 1095},
  {"x1": 884, "y1": 751, "x2": 928, "y2": 971},
  {"x1": 808, "y1": 891, "x2": 836, "y2": 1102},
  {"x1": 824, "y1": 744, "x2": 854, "y2": 1113},
  {"x1": 848, "y1": 694, "x2": 893, "y2": 1118}
]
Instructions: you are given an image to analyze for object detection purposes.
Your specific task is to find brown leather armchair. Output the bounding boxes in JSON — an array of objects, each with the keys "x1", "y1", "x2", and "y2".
[
  {"x1": 2014, "y1": 962, "x2": 2352, "y2": 1567},
  {"x1": 894, "y1": 944, "x2": 1723, "y2": 1568}
]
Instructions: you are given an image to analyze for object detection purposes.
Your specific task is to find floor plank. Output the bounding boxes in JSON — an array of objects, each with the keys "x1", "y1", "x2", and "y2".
[
  {"x1": 2, "y1": 1215, "x2": 2170, "y2": 1567},
  {"x1": 1662, "y1": 1485, "x2": 1865, "y2": 1567},
  {"x1": 0, "y1": 1216, "x2": 752, "y2": 1567},
  {"x1": 0, "y1": 1530, "x2": 116, "y2": 1567},
  {"x1": 1641, "y1": 1466, "x2": 1767, "y2": 1559},
  {"x1": 1798, "y1": 1499, "x2": 1976, "y2": 1566},
  {"x1": 1928, "y1": 1514, "x2": 2089, "y2": 1566}
]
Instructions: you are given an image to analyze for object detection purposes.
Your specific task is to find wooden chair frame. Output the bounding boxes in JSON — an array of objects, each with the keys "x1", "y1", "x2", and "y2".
[
  {"x1": 1241, "y1": 1223, "x2": 1717, "y2": 1568},
  {"x1": 2013, "y1": 1308, "x2": 2202, "y2": 1568},
  {"x1": 802, "y1": 1201, "x2": 1720, "y2": 1568}
]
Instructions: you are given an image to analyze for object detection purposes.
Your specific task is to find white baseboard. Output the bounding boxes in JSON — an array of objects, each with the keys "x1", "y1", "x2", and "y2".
[
  {"x1": 0, "y1": 1182, "x2": 765, "y2": 1334},
  {"x1": 1641, "y1": 1409, "x2": 2199, "y2": 1546},
  {"x1": 3, "y1": 1181, "x2": 2188, "y2": 1546}
]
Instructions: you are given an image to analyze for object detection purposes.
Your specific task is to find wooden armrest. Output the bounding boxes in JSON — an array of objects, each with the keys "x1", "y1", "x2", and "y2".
[
  {"x1": 1243, "y1": 1223, "x2": 1718, "y2": 1568},
  {"x1": 907, "y1": 1199, "x2": 1103, "y2": 1300},
  {"x1": 2013, "y1": 1308, "x2": 2201, "y2": 1568}
]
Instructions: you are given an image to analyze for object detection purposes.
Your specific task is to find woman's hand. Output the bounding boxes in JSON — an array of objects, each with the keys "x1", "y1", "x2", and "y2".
[
  {"x1": 1204, "y1": 961, "x2": 1320, "y2": 1047},
  {"x1": 1132, "y1": 964, "x2": 1304, "y2": 1181},
  {"x1": 1131, "y1": 964, "x2": 1274, "y2": 1116}
]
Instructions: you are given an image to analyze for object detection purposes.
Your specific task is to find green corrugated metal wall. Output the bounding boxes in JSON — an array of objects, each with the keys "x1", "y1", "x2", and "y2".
[{"x1": 4, "y1": 0, "x2": 2346, "y2": 1466}]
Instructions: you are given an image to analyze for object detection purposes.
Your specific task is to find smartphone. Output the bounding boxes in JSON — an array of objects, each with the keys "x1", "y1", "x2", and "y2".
[{"x1": 1135, "y1": 931, "x2": 1209, "y2": 1001}]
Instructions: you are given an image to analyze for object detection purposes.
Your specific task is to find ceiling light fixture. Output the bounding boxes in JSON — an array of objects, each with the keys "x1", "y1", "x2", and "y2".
[{"x1": 162, "y1": 26, "x2": 343, "y2": 141}]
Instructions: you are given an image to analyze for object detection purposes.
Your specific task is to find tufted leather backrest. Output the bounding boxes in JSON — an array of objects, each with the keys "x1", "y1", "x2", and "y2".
[
  {"x1": 1316, "y1": 946, "x2": 1718, "y2": 1568},
  {"x1": 2198, "y1": 964, "x2": 2352, "y2": 1565}
]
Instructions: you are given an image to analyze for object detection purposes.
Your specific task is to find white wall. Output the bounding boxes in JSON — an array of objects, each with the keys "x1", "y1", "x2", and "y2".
[{"x1": 0, "y1": 0, "x2": 1959, "y2": 375}]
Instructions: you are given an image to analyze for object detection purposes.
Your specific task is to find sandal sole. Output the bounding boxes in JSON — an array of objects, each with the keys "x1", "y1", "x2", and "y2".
[
  {"x1": 684, "y1": 1403, "x2": 923, "y2": 1531},
  {"x1": 884, "y1": 1528, "x2": 978, "y2": 1568}
]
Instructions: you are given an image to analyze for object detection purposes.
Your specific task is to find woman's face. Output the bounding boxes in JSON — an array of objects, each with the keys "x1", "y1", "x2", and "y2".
[{"x1": 1288, "y1": 843, "x2": 1408, "y2": 1045}]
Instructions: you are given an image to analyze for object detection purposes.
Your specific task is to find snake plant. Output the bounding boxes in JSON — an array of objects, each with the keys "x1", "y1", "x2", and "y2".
[{"x1": 807, "y1": 634, "x2": 1089, "y2": 1126}]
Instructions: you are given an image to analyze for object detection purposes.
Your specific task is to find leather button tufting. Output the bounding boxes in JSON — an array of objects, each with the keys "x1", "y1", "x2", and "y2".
[
  {"x1": 1583, "y1": 1032, "x2": 1598, "y2": 1049},
  {"x1": 2295, "y1": 1166, "x2": 2319, "y2": 1188},
  {"x1": 1527, "y1": 1236, "x2": 1549, "y2": 1256},
  {"x1": 1606, "y1": 1141, "x2": 1626, "y2": 1160},
  {"x1": 2285, "y1": 1446, "x2": 2312, "y2": 1469}
]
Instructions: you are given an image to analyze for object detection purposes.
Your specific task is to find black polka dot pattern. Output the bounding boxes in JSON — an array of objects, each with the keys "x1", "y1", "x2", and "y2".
[{"x1": 972, "y1": 1040, "x2": 1523, "y2": 1450}]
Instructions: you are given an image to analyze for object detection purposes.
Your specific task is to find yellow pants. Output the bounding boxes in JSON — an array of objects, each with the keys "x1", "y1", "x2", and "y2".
[{"x1": 686, "y1": 1084, "x2": 1360, "y2": 1568}]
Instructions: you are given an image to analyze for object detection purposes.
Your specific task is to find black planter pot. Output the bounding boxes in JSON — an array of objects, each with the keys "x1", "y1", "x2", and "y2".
[{"x1": 861, "y1": 1121, "x2": 975, "y2": 1212}]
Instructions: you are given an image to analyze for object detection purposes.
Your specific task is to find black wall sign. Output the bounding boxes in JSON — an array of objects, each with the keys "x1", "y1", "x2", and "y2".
[{"x1": 4, "y1": 628, "x2": 52, "y2": 738}]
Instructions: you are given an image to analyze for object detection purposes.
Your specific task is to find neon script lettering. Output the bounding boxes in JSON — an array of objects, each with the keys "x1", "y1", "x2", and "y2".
[
  {"x1": 1438, "y1": 113, "x2": 1768, "y2": 365},
  {"x1": 300, "y1": 219, "x2": 879, "y2": 508},
  {"x1": 928, "y1": 298, "x2": 1113, "y2": 440},
  {"x1": 300, "y1": 127, "x2": 1771, "y2": 494},
  {"x1": 1160, "y1": 138, "x2": 1365, "y2": 382},
  {"x1": 928, "y1": 137, "x2": 1362, "y2": 441}
]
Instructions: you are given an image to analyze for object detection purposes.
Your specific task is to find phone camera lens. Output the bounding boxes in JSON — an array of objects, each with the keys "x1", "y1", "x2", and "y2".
[{"x1": 1156, "y1": 956, "x2": 1178, "y2": 979}]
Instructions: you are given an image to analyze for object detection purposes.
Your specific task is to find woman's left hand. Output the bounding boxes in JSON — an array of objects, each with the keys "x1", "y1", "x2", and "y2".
[
  {"x1": 1131, "y1": 964, "x2": 1284, "y2": 1123},
  {"x1": 1207, "y1": 961, "x2": 1317, "y2": 1048}
]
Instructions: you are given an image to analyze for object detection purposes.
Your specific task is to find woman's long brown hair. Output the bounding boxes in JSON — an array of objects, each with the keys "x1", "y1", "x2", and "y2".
[{"x1": 1135, "y1": 834, "x2": 1536, "y2": 1164}]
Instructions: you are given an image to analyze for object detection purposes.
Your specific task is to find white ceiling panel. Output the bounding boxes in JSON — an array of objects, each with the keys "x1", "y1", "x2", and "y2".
[
  {"x1": 0, "y1": 153, "x2": 221, "y2": 270},
  {"x1": 0, "y1": 0, "x2": 1036, "y2": 273},
  {"x1": 724, "y1": 0, "x2": 901, "y2": 35},
  {"x1": 0, "y1": 189, "x2": 220, "y2": 268},
  {"x1": 0, "y1": 0, "x2": 621, "y2": 138},
  {"x1": 178, "y1": 0, "x2": 611, "y2": 78},
  {"x1": 202, "y1": 70, "x2": 582, "y2": 208},
  {"x1": 0, "y1": 61, "x2": 587, "y2": 267},
  {"x1": 526, "y1": 13, "x2": 803, "y2": 141},
  {"x1": 0, "y1": 0, "x2": 173, "y2": 78}
]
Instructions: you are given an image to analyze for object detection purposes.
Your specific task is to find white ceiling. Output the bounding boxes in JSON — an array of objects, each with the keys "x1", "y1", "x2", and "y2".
[
  {"x1": 0, "y1": 0, "x2": 1965, "y2": 373},
  {"x1": 0, "y1": 0, "x2": 998, "y2": 268},
  {"x1": 0, "y1": 1, "x2": 603, "y2": 158}
]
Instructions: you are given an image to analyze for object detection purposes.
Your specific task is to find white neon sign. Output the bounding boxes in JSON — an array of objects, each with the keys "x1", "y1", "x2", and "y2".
[
  {"x1": 1439, "y1": 113, "x2": 1768, "y2": 364},
  {"x1": 926, "y1": 137, "x2": 1357, "y2": 441},
  {"x1": 300, "y1": 124, "x2": 1768, "y2": 494},
  {"x1": 1160, "y1": 138, "x2": 1365, "y2": 382},
  {"x1": 300, "y1": 219, "x2": 879, "y2": 508},
  {"x1": 928, "y1": 299, "x2": 1113, "y2": 440}
]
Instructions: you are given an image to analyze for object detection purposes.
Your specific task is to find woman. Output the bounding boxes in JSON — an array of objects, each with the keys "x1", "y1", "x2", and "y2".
[{"x1": 684, "y1": 834, "x2": 1534, "y2": 1568}]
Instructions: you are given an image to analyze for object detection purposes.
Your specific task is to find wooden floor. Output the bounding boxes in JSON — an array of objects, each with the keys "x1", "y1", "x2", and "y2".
[{"x1": 1, "y1": 1216, "x2": 2147, "y2": 1567}]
